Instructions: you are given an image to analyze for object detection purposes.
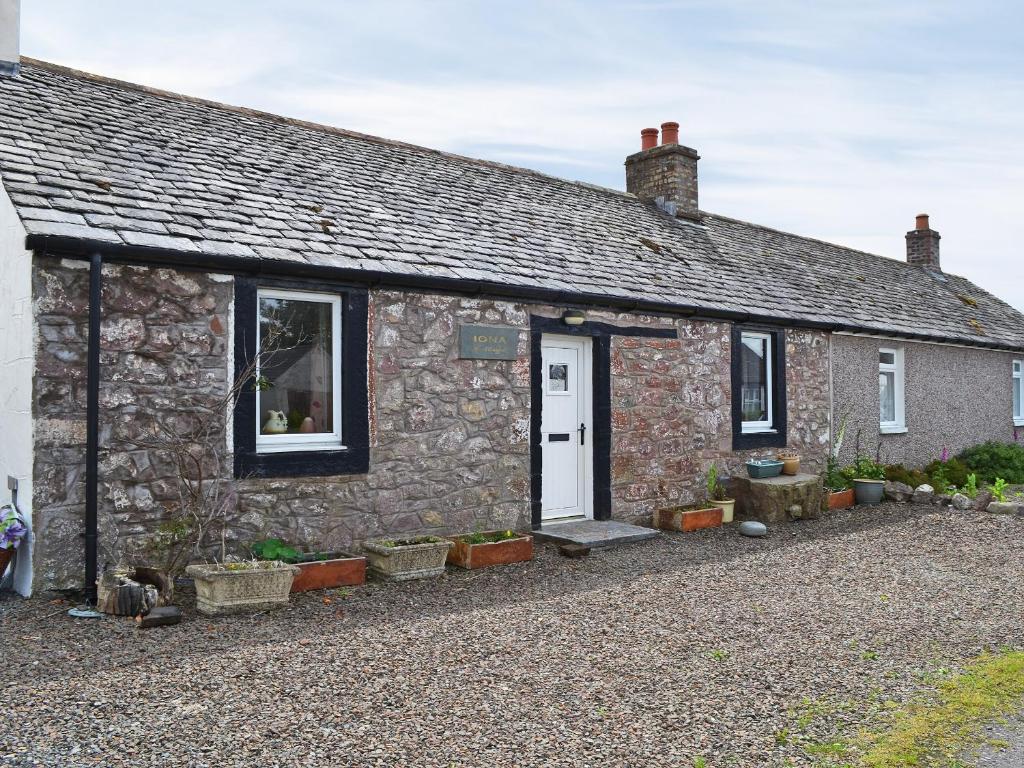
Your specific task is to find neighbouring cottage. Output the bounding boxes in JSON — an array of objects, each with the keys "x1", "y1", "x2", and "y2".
[{"x1": 1, "y1": 45, "x2": 1023, "y2": 595}]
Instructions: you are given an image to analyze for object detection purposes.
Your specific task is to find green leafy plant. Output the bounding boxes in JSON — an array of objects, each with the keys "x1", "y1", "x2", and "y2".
[
  {"x1": 706, "y1": 464, "x2": 729, "y2": 501},
  {"x1": 925, "y1": 458, "x2": 970, "y2": 491},
  {"x1": 991, "y1": 478, "x2": 1009, "y2": 502},
  {"x1": 459, "y1": 529, "x2": 520, "y2": 545},
  {"x1": 960, "y1": 473, "x2": 979, "y2": 499},
  {"x1": 842, "y1": 456, "x2": 885, "y2": 482},
  {"x1": 250, "y1": 538, "x2": 302, "y2": 563},
  {"x1": 379, "y1": 536, "x2": 445, "y2": 548},
  {"x1": 957, "y1": 441, "x2": 1024, "y2": 484},
  {"x1": 883, "y1": 464, "x2": 929, "y2": 489}
]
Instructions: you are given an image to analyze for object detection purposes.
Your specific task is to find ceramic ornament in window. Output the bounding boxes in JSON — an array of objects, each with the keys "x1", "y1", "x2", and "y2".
[
  {"x1": 262, "y1": 410, "x2": 288, "y2": 434},
  {"x1": 299, "y1": 417, "x2": 316, "y2": 434}
]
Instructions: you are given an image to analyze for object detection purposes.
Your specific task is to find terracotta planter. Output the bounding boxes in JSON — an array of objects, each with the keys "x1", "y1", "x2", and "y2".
[
  {"x1": 186, "y1": 562, "x2": 299, "y2": 616},
  {"x1": 362, "y1": 538, "x2": 453, "y2": 581},
  {"x1": 653, "y1": 506, "x2": 723, "y2": 532},
  {"x1": 290, "y1": 552, "x2": 367, "y2": 592},
  {"x1": 447, "y1": 533, "x2": 533, "y2": 570},
  {"x1": 828, "y1": 488, "x2": 855, "y2": 510}
]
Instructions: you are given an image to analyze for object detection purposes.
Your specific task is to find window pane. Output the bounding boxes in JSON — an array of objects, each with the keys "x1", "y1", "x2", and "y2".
[
  {"x1": 548, "y1": 364, "x2": 568, "y2": 393},
  {"x1": 1015, "y1": 378, "x2": 1022, "y2": 418},
  {"x1": 880, "y1": 371, "x2": 896, "y2": 422},
  {"x1": 259, "y1": 297, "x2": 335, "y2": 436},
  {"x1": 740, "y1": 335, "x2": 768, "y2": 422},
  {"x1": 879, "y1": 351, "x2": 895, "y2": 366}
]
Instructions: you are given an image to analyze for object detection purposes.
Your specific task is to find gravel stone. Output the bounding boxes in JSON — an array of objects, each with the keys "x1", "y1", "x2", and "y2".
[{"x1": 3, "y1": 504, "x2": 1024, "y2": 767}]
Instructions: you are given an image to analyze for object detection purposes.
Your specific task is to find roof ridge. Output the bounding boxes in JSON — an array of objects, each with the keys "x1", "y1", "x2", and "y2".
[{"x1": 19, "y1": 57, "x2": 637, "y2": 204}]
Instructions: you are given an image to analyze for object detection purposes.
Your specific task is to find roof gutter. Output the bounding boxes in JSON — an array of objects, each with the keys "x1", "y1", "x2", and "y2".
[{"x1": 25, "y1": 233, "x2": 1024, "y2": 354}]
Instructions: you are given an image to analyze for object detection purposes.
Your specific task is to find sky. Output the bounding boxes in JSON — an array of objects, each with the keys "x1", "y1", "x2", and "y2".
[{"x1": 20, "y1": 1, "x2": 1024, "y2": 311}]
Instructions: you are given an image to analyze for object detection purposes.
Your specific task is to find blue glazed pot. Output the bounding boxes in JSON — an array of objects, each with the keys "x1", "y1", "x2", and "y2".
[{"x1": 853, "y1": 479, "x2": 885, "y2": 505}]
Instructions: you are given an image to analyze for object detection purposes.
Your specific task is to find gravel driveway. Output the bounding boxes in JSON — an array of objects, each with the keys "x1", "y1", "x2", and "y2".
[{"x1": 2, "y1": 503, "x2": 1023, "y2": 767}]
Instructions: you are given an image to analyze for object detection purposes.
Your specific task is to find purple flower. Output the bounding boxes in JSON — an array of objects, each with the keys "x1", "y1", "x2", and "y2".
[
  {"x1": 0, "y1": 514, "x2": 26, "y2": 550},
  {"x1": 941, "y1": 446, "x2": 949, "y2": 463}
]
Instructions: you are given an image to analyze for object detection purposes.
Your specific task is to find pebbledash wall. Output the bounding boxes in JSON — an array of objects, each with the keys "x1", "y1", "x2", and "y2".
[
  {"x1": 32, "y1": 257, "x2": 831, "y2": 590},
  {"x1": 831, "y1": 333, "x2": 1023, "y2": 468}
]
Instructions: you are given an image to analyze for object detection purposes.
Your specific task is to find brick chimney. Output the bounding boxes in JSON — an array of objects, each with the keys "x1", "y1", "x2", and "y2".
[
  {"x1": 0, "y1": 0, "x2": 20, "y2": 77},
  {"x1": 906, "y1": 213, "x2": 941, "y2": 271},
  {"x1": 625, "y1": 121, "x2": 700, "y2": 221}
]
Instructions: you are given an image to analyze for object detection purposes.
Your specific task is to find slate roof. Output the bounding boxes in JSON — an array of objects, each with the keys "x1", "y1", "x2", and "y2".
[{"x1": 1, "y1": 58, "x2": 1023, "y2": 350}]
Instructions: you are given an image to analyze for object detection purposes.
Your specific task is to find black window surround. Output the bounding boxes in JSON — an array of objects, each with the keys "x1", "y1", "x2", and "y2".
[
  {"x1": 730, "y1": 324, "x2": 787, "y2": 450},
  {"x1": 233, "y1": 276, "x2": 369, "y2": 478}
]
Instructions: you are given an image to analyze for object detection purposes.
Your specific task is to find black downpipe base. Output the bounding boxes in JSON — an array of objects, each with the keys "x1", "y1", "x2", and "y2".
[{"x1": 84, "y1": 252, "x2": 102, "y2": 604}]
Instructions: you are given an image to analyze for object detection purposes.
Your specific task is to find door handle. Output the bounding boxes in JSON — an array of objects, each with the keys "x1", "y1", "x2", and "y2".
[{"x1": 579, "y1": 422, "x2": 586, "y2": 446}]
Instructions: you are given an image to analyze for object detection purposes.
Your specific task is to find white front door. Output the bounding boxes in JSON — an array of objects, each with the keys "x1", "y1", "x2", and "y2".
[{"x1": 540, "y1": 335, "x2": 592, "y2": 521}]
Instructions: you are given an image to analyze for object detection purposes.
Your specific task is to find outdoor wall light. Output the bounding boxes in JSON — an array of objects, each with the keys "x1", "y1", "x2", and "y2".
[{"x1": 562, "y1": 309, "x2": 586, "y2": 326}]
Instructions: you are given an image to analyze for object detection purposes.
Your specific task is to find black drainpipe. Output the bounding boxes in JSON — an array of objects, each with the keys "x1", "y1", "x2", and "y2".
[{"x1": 84, "y1": 252, "x2": 102, "y2": 603}]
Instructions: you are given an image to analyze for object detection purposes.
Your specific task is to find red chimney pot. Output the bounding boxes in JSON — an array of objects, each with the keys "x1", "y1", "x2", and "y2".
[
  {"x1": 916, "y1": 213, "x2": 930, "y2": 230},
  {"x1": 640, "y1": 128, "x2": 658, "y2": 151},
  {"x1": 661, "y1": 121, "x2": 679, "y2": 145}
]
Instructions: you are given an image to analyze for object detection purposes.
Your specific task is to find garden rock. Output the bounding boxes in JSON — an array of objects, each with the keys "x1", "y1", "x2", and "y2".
[
  {"x1": 884, "y1": 481, "x2": 914, "y2": 502},
  {"x1": 912, "y1": 484, "x2": 935, "y2": 504},
  {"x1": 974, "y1": 491, "x2": 994, "y2": 512},
  {"x1": 739, "y1": 521, "x2": 768, "y2": 538},
  {"x1": 987, "y1": 501, "x2": 1024, "y2": 515},
  {"x1": 950, "y1": 493, "x2": 973, "y2": 511}
]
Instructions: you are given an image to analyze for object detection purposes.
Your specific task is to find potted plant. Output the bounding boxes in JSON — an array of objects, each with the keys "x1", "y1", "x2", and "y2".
[
  {"x1": 447, "y1": 529, "x2": 533, "y2": 570},
  {"x1": 251, "y1": 538, "x2": 367, "y2": 592},
  {"x1": 846, "y1": 456, "x2": 886, "y2": 505},
  {"x1": 745, "y1": 458, "x2": 784, "y2": 478},
  {"x1": 0, "y1": 505, "x2": 27, "y2": 577},
  {"x1": 186, "y1": 559, "x2": 300, "y2": 616},
  {"x1": 776, "y1": 450, "x2": 801, "y2": 476},
  {"x1": 823, "y1": 412, "x2": 855, "y2": 510},
  {"x1": 654, "y1": 470, "x2": 725, "y2": 533},
  {"x1": 706, "y1": 464, "x2": 735, "y2": 524},
  {"x1": 362, "y1": 536, "x2": 453, "y2": 580}
]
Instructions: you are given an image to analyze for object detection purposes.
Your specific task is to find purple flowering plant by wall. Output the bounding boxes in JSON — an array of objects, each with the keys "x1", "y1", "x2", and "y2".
[{"x1": 0, "y1": 505, "x2": 26, "y2": 550}]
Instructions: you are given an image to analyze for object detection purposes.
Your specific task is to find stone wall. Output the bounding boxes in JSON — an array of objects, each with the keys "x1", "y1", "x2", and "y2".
[
  {"x1": 610, "y1": 322, "x2": 830, "y2": 522},
  {"x1": 831, "y1": 334, "x2": 1021, "y2": 468},
  {"x1": 31, "y1": 258, "x2": 833, "y2": 591}
]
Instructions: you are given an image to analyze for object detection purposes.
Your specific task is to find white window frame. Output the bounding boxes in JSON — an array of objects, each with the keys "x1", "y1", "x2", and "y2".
[
  {"x1": 1014, "y1": 360, "x2": 1023, "y2": 426},
  {"x1": 255, "y1": 288, "x2": 344, "y2": 454},
  {"x1": 740, "y1": 331, "x2": 774, "y2": 434},
  {"x1": 879, "y1": 347, "x2": 906, "y2": 434}
]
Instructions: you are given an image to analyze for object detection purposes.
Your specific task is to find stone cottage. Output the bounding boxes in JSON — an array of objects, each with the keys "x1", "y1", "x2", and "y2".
[{"x1": 1, "y1": 46, "x2": 1023, "y2": 594}]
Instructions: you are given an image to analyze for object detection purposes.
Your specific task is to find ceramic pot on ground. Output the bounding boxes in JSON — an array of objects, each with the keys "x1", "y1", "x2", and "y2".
[{"x1": 853, "y1": 479, "x2": 885, "y2": 505}]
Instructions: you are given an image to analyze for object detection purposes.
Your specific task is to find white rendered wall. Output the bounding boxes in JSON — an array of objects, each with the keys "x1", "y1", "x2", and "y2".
[{"x1": 0, "y1": 183, "x2": 33, "y2": 595}]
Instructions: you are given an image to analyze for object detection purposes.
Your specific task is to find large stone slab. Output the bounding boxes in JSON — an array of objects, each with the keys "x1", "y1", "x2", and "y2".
[
  {"x1": 729, "y1": 473, "x2": 824, "y2": 525},
  {"x1": 532, "y1": 520, "x2": 658, "y2": 549}
]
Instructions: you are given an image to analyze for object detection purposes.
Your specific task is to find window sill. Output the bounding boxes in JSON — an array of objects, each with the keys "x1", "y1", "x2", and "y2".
[
  {"x1": 1014, "y1": 419, "x2": 1024, "y2": 428},
  {"x1": 880, "y1": 425, "x2": 908, "y2": 435},
  {"x1": 741, "y1": 427, "x2": 778, "y2": 435}
]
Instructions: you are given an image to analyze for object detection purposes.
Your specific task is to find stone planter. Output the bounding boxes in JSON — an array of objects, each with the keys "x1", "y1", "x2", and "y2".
[
  {"x1": 186, "y1": 562, "x2": 299, "y2": 616},
  {"x1": 447, "y1": 533, "x2": 533, "y2": 570},
  {"x1": 853, "y1": 479, "x2": 885, "y2": 505},
  {"x1": 362, "y1": 538, "x2": 453, "y2": 581},
  {"x1": 827, "y1": 488, "x2": 855, "y2": 510},
  {"x1": 653, "y1": 506, "x2": 723, "y2": 532},
  {"x1": 290, "y1": 552, "x2": 367, "y2": 592},
  {"x1": 712, "y1": 499, "x2": 735, "y2": 523}
]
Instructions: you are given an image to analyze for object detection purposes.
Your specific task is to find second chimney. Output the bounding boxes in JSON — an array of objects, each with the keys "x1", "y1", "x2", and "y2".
[
  {"x1": 0, "y1": 0, "x2": 19, "y2": 77},
  {"x1": 624, "y1": 121, "x2": 700, "y2": 221},
  {"x1": 906, "y1": 213, "x2": 941, "y2": 271}
]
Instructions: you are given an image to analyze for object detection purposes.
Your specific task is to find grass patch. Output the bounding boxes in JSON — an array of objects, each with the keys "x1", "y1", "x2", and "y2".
[{"x1": 856, "y1": 649, "x2": 1024, "y2": 767}]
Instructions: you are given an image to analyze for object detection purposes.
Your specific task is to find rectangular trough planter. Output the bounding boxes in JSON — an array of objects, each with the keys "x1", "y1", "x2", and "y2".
[
  {"x1": 828, "y1": 488, "x2": 855, "y2": 511},
  {"x1": 447, "y1": 533, "x2": 533, "y2": 570},
  {"x1": 186, "y1": 562, "x2": 299, "y2": 616},
  {"x1": 290, "y1": 552, "x2": 367, "y2": 592},
  {"x1": 653, "y1": 506, "x2": 723, "y2": 532},
  {"x1": 362, "y1": 538, "x2": 453, "y2": 581}
]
